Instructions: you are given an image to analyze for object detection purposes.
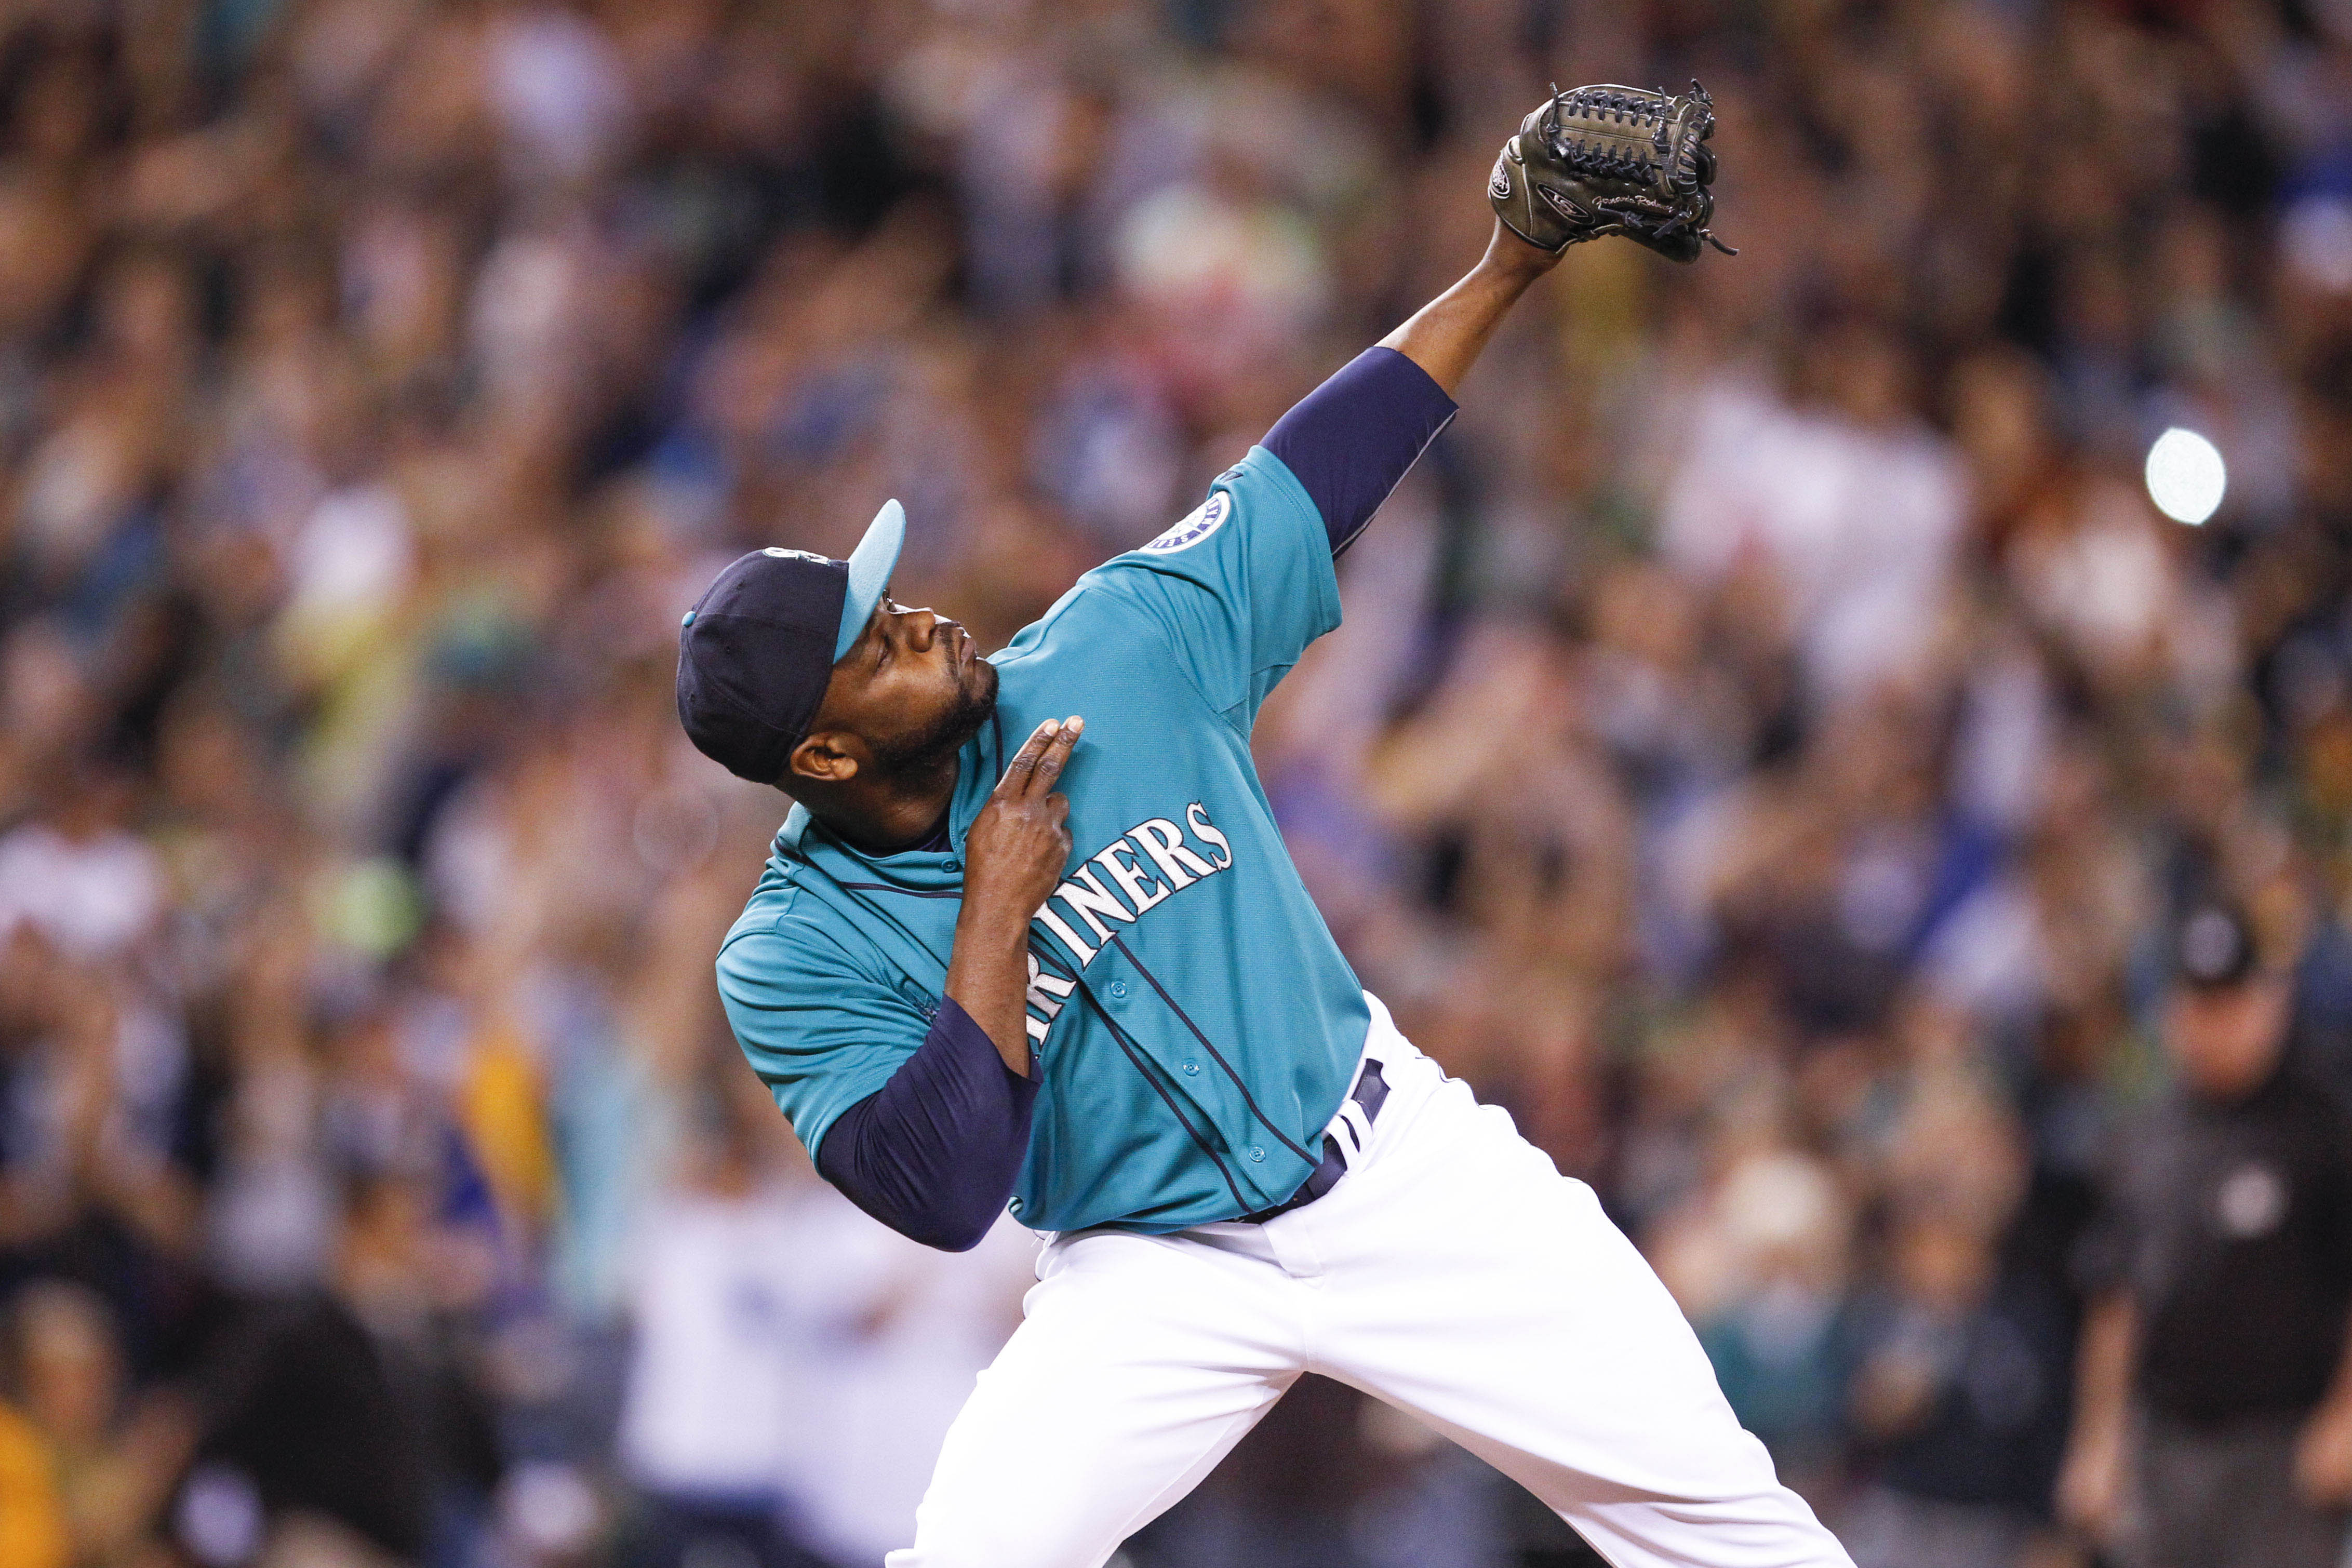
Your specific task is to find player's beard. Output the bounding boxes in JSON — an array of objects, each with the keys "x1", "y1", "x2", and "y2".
[{"x1": 868, "y1": 659, "x2": 999, "y2": 783}]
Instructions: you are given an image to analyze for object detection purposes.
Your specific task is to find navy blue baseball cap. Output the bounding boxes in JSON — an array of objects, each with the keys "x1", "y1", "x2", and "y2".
[{"x1": 676, "y1": 500, "x2": 905, "y2": 784}]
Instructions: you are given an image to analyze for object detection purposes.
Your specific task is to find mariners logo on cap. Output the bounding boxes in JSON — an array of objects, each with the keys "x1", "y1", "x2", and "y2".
[
  {"x1": 1143, "y1": 493, "x2": 1230, "y2": 555},
  {"x1": 761, "y1": 547, "x2": 829, "y2": 564}
]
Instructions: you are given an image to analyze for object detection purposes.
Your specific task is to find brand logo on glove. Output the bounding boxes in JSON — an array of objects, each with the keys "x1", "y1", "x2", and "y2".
[{"x1": 1536, "y1": 184, "x2": 1588, "y2": 220}]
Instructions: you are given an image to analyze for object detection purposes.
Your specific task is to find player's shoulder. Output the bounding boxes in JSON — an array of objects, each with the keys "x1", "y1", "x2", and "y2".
[
  {"x1": 716, "y1": 854, "x2": 868, "y2": 992},
  {"x1": 1045, "y1": 448, "x2": 1318, "y2": 614},
  {"x1": 987, "y1": 534, "x2": 1183, "y2": 675},
  {"x1": 1123, "y1": 446, "x2": 1317, "y2": 561},
  {"x1": 987, "y1": 446, "x2": 1324, "y2": 690}
]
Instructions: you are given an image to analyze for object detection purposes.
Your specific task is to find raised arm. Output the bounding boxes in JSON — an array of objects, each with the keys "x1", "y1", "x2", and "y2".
[
  {"x1": 1380, "y1": 221, "x2": 1566, "y2": 396},
  {"x1": 1260, "y1": 221, "x2": 1561, "y2": 560}
]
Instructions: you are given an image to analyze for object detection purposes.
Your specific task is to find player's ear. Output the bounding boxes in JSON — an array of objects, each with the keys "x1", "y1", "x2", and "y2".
[{"x1": 787, "y1": 731, "x2": 861, "y2": 786}]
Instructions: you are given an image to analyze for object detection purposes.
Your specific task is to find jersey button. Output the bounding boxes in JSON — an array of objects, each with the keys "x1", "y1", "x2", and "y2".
[
  {"x1": 1181, "y1": 1061, "x2": 1199, "y2": 1076},
  {"x1": 1248, "y1": 1146, "x2": 1266, "y2": 1162},
  {"x1": 943, "y1": 857, "x2": 960, "y2": 873},
  {"x1": 1107, "y1": 981, "x2": 1128, "y2": 999}
]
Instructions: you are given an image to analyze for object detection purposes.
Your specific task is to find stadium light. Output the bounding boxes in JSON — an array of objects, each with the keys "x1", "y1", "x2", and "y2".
[{"x1": 2145, "y1": 426, "x2": 2226, "y2": 526}]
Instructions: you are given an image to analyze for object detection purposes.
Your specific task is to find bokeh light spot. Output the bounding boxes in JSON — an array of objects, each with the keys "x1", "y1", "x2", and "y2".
[{"x1": 2146, "y1": 427, "x2": 2226, "y2": 526}]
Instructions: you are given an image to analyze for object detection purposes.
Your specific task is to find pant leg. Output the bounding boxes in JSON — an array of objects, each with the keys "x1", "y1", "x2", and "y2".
[
  {"x1": 887, "y1": 1224, "x2": 1306, "y2": 1568},
  {"x1": 2227, "y1": 1418, "x2": 2350, "y2": 1568},
  {"x1": 1287, "y1": 1041, "x2": 1854, "y2": 1568},
  {"x1": 2136, "y1": 1413, "x2": 2348, "y2": 1568}
]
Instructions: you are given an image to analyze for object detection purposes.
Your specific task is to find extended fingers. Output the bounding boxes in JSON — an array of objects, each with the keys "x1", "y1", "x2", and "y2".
[
  {"x1": 1031, "y1": 717, "x2": 1083, "y2": 788},
  {"x1": 999, "y1": 719, "x2": 1060, "y2": 790}
]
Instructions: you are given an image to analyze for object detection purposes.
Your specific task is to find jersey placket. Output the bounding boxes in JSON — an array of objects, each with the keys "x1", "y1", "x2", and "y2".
[{"x1": 1043, "y1": 941, "x2": 1317, "y2": 1219}]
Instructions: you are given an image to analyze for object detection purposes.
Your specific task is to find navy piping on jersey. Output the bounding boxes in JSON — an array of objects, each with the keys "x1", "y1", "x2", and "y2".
[
  {"x1": 1110, "y1": 934, "x2": 1318, "y2": 1169},
  {"x1": 822, "y1": 889, "x2": 1327, "y2": 1210},
  {"x1": 1032, "y1": 943, "x2": 1256, "y2": 1215},
  {"x1": 1073, "y1": 978, "x2": 1252, "y2": 1216}
]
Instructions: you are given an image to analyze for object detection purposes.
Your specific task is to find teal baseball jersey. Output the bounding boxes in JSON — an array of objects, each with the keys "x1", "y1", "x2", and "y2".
[{"x1": 715, "y1": 445, "x2": 1371, "y2": 1234}]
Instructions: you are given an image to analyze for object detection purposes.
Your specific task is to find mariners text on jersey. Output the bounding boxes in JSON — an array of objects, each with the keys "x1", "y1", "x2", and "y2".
[
  {"x1": 715, "y1": 446, "x2": 1371, "y2": 1236},
  {"x1": 1024, "y1": 802, "x2": 1234, "y2": 1040}
]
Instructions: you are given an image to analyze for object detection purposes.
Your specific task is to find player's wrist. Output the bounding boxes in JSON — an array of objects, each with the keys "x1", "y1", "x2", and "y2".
[
  {"x1": 953, "y1": 888, "x2": 1040, "y2": 945},
  {"x1": 1481, "y1": 219, "x2": 1563, "y2": 280}
]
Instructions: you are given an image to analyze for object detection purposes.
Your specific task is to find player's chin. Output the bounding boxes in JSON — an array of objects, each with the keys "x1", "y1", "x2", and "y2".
[{"x1": 965, "y1": 654, "x2": 1001, "y2": 712}]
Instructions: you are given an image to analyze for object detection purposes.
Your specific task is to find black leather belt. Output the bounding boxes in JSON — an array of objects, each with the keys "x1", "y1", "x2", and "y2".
[{"x1": 1238, "y1": 1058, "x2": 1389, "y2": 1224}]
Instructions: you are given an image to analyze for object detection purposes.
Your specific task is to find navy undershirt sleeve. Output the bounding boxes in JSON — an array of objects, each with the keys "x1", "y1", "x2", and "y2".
[
  {"x1": 815, "y1": 997, "x2": 1038, "y2": 1251},
  {"x1": 1261, "y1": 346, "x2": 1458, "y2": 556}
]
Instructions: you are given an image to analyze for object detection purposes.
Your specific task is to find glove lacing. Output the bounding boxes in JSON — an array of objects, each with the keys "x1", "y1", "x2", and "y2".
[{"x1": 1535, "y1": 81, "x2": 1738, "y2": 256}]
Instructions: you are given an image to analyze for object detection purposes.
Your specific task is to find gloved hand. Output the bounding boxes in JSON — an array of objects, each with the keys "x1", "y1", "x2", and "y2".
[{"x1": 1489, "y1": 81, "x2": 1735, "y2": 264}]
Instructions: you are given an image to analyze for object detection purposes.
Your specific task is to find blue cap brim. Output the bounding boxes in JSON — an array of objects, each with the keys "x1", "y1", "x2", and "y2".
[{"x1": 836, "y1": 499, "x2": 905, "y2": 662}]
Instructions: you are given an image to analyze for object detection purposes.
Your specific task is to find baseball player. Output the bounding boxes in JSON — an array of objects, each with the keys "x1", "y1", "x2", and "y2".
[{"x1": 678, "y1": 88, "x2": 1848, "y2": 1568}]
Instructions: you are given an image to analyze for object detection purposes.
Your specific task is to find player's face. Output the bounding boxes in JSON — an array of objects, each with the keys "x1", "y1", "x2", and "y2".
[{"x1": 813, "y1": 596, "x2": 999, "y2": 779}]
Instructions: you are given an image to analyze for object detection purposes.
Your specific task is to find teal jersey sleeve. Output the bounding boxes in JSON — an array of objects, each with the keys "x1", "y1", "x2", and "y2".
[
  {"x1": 1086, "y1": 446, "x2": 1339, "y2": 730},
  {"x1": 716, "y1": 896, "x2": 932, "y2": 1161}
]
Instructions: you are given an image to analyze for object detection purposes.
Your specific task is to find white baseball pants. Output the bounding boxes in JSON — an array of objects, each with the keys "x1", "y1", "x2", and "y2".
[{"x1": 887, "y1": 996, "x2": 1854, "y2": 1568}]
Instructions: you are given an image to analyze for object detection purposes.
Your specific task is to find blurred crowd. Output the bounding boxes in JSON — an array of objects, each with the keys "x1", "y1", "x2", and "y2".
[{"x1": 2, "y1": 0, "x2": 2351, "y2": 1565}]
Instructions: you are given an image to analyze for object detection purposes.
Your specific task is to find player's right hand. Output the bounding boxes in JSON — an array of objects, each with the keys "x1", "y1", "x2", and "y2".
[{"x1": 964, "y1": 717, "x2": 1081, "y2": 923}]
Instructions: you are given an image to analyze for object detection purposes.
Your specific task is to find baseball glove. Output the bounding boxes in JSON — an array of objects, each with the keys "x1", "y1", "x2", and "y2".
[{"x1": 1489, "y1": 81, "x2": 1734, "y2": 264}]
